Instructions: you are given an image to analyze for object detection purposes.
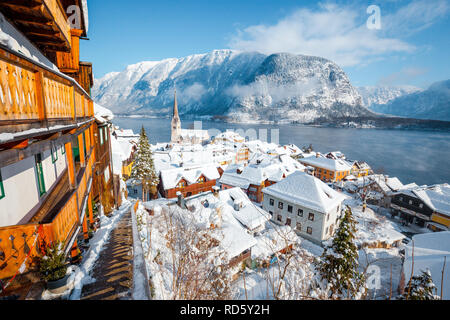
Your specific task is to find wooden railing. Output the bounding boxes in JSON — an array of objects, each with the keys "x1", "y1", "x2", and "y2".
[{"x1": 0, "y1": 46, "x2": 93, "y2": 126}]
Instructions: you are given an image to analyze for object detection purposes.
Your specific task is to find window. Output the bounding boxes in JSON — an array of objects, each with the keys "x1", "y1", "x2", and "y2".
[
  {"x1": 35, "y1": 153, "x2": 46, "y2": 197},
  {"x1": 288, "y1": 205, "x2": 293, "y2": 213},
  {"x1": 419, "y1": 203, "x2": 423, "y2": 209},
  {"x1": 277, "y1": 215, "x2": 282, "y2": 222},
  {"x1": 0, "y1": 169, "x2": 5, "y2": 200},
  {"x1": 286, "y1": 218, "x2": 291, "y2": 226},
  {"x1": 307, "y1": 227, "x2": 312, "y2": 235},
  {"x1": 296, "y1": 223, "x2": 301, "y2": 231},
  {"x1": 298, "y1": 209, "x2": 303, "y2": 217},
  {"x1": 100, "y1": 127, "x2": 104, "y2": 145},
  {"x1": 399, "y1": 196, "x2": 403, "y2": 202},
  {"x1": 327, "y1": 214, "x2": 330, "y2": 221},
  {"x1": 409, "y1": 200, "x2": 413, "y2": 205},
  {"x1": 308, "y1": 213, "x2": 315, "y2": 221},
  {"x1": 51, "y1": 144, "x2": 58, "y2": 163},
  {"x1": 104, "y1": 127, "x2": 108, "y2": 141},
  {"x1": 177, "y1": 180, "x2": 186, "y2": 189},
  {"x1": 278, "y1": 202, "x2": 283, "y2": 210},
  {"x1": 270, "y1": 199, "x2": 274, "y2": 206},
  {"x1": 269, "y1": 211, "x2": 273, "y2": 216},
  {"x1": 61, "y1": 145, "x2": 66, "y2": 154},
  {"x1": 82, "y1": 131, "x2": 87, "y2": 157},
  {"x1": 197, "y1": 176, "x2": 206, "y2": 184}
]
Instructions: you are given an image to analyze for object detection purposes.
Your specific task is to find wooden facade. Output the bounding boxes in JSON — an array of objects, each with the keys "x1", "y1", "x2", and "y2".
[
  {"x1": 0, "y1": 0, "x2": 116, "y2": 285},
  {"x1": 159, "y1": 177, "x2": 218, "y2": 199}
]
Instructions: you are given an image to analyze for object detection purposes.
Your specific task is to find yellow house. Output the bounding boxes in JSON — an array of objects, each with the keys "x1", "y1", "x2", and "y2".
[
  {"x1": 299, "y1": 156, "x2": 352, "y2": 182},
  {"x1": 122, "y1": 161, "x2": 134, "y2": 179}
]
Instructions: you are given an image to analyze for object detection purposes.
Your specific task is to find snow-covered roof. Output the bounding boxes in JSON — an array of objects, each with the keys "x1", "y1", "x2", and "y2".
[
  {"x1": 160, "y1": 164, "x2": 220, "y2": 190},
  {"x1": 219, "y1": 188, "x2": 271, "y2": 231},
  {"x1": 404, "y1": 232, "x2": 450, "y2": 299},
  {"x1": 262, "y1": 171, "x2": 348, "y2": 214},
  {"x1": 413, "y1": 184, "x2": 450, "y2": 216},
  {"x1": 299, "y1": 156, "x2": 352, "y2": 172},
  {"x1": 94, "y1": 103, "x2": 114, "y2": 123},
  {"x1": 220, "y1": 155, "x2": 305, "y2": 188},
  {"x1": 252, "y1": 225, "x2": 299, "y2": 259}
]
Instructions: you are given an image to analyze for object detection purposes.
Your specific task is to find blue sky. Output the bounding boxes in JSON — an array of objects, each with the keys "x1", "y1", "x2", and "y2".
[{"x1": 81, "y1": 0, "x2": 450, "y2": 88}]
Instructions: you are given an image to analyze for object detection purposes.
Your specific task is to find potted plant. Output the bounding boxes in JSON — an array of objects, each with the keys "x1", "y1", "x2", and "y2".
[{"x1": 39, "y1": 241, "x2": 70, "y2": 294}]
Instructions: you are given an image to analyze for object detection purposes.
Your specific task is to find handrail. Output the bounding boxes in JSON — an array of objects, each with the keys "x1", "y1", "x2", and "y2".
[{"x1": 0, "y1": 46, "x2": 93, "y2": 125}]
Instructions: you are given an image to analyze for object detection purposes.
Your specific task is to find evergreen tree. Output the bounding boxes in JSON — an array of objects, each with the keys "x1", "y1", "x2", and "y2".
[
  {"x1": 399, "y1": 270, "x2": 440, "y2": 300},
  {"x1": 316, "y1": 206, "x2": 366, "y2": 299},
  {"x1": 131, "y1": 126, "x2": 159, "y2": 201}
]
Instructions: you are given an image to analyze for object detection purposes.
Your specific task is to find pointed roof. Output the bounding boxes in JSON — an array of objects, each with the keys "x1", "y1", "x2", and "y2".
[{"x1": 173, "y1": 89, "x2": 179, "y2": 118}]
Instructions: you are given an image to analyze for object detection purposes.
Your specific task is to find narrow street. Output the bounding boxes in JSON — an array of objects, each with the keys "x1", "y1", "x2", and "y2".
[{"x1": 80, "y1": 209, "x2": 134, "y2": 300}]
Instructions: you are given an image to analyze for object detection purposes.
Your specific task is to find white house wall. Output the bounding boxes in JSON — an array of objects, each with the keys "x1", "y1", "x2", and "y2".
[
  {"x1": 41, "y1": 146, "x2": 67, "y2": 192},
  {"x1": 0, "y1": 157, "x2": 40, "y2": 227},
  {"x1": 263, "y1": 196, "x2": 342, "y2": 244}
]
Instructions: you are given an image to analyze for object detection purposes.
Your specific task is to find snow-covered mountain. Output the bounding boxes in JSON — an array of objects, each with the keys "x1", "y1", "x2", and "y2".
[
  {"x1": 93, "y1": 50, "x2": 372, "y2": 123},
  {"x1": 366, "y1": 80, "x2": 450, "y2": 121},
  {"x1": 358, "y1": 85, "x2": 422, "y2": 108}
]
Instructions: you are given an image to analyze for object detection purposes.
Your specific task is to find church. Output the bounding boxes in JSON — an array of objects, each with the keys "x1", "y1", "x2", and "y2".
[{"x1": 170, "y1": 90, "x2": 210, "y2": 145}]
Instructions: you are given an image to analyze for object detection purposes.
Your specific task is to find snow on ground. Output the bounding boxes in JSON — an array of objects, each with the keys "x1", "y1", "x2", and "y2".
[{"x1": 404, "y1": 232, "x2": 450, "y2": 299}]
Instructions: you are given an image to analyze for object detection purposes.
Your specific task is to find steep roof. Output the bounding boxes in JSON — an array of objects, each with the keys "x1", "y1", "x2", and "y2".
[
  {"x1": 262, "y1": 171, "x2": 347, "y2": 213},
  {"x1": 160, "y1": 164, "x2": 220, "y2": 190}
]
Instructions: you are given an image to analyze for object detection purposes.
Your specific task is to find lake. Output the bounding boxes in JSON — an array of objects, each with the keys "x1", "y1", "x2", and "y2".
[{"x1": 113, "y1": 117, "x2": 450, "y2": 186}]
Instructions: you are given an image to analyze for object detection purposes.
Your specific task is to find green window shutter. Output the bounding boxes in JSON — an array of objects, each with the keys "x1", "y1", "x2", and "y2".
[
  {"x1": 83, "y1": 131, "x2": 87, "y2": 157},
  {"x1": 51, "y1": 144, "x2": 58, "y2": 163},
  {"x1": 35, "y1": 154, "x2": 46, "y2": 197},
  {"x1": 0, "y1": 169, "x2": 5, "y2": 200},
  {"x1": 72, "y1": 138, "x2": 80, "y2": 163}
]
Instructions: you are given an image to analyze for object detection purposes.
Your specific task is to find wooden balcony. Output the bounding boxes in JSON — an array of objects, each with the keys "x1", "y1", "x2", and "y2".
[
  {"x1": 0, "y1": 0, "x2": 72, "y2": 53},
  {"x1": 0, "y1": 45, "x2": 93, "y2": 137},
  {"x1": 0, "y1": 150, "x2": 96, "y2": 280}
]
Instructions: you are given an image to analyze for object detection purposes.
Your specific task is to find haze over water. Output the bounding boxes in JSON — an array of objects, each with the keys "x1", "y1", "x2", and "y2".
[{"x1": 113, "y1": 117, "x2": 450, "y2": 186}]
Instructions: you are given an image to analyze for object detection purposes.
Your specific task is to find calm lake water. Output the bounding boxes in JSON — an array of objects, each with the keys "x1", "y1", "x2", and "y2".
[{"x1": 113, "y1": 117, "x2": 450, "y2": 186}]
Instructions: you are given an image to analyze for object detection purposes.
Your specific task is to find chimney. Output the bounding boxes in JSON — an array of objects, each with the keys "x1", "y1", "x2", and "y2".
[
  {"x1": 212, "y1": 186, "x2": 220, "y2": 198},
  {"x1": 233, "y1": 199, "x2": 242, "y2": 211},
  {"x1": 177, "y1": 191, "x2": 186, "y2": 209}
]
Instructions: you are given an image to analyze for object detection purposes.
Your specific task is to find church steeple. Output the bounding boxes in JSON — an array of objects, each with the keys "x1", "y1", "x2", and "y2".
[
  {"x1": 173, "y1": 89, "x2": 179, "y2": 118},
  {"x1": 171, "y1": 88, "x2": 181, "y2": 143}
]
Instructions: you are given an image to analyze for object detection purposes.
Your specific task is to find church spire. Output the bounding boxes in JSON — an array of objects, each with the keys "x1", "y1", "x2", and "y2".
[
  {"x1": 171, "y1": 88, "x2": 181, "y2": 143},
  {"x1": 173, "y1": 89, "x2": 179, "y2": 118}
]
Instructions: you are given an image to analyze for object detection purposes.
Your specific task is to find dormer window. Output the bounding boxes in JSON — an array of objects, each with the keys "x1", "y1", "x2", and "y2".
[
  {"x1": 177, "y1": 180, "x2": 186, "y2": 189},
  {"x1": 197, "y1": 176, "x2": 206, "y2": 184}
]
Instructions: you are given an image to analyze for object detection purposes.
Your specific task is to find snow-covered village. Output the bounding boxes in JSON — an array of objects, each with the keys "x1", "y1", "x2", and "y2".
[{"x1": 0, "y1": 0, "x2": 450, "y2": 308}]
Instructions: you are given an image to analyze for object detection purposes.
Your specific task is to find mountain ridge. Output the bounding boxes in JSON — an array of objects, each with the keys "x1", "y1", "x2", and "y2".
[{"x1": 93, "y1": 49, "x2": 373, "y2": 123}]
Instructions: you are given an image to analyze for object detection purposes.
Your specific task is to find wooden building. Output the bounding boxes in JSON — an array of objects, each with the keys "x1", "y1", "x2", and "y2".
[
  {"x1": 0, "y1": 0, "x2": 115, "y2": 286},
  {"x1": 158, "y1": 164, "x2": 221, "y2": 199}
]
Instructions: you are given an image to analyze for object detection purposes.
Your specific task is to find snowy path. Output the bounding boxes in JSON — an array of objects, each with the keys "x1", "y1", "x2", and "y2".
[{"x1": 67, "y1": 201, "x2": 133, "y2": 300}]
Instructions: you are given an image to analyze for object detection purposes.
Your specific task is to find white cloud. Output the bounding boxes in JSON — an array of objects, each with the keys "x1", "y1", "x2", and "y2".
[
  {"x1": 228, "y1": 1, "x2": 447, "y2": 67},
  {"x1": 181, "y1": 83, "x2": 207, "y2": 101}
]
